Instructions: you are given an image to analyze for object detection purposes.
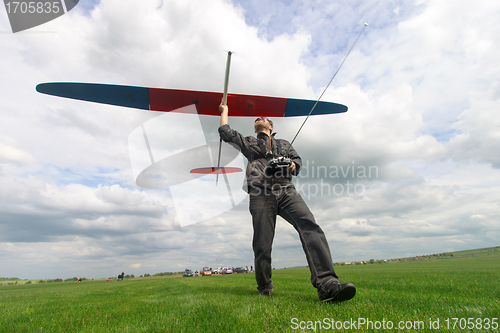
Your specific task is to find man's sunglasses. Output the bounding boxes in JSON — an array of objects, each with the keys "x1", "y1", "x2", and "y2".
[{"x1": 255, "y1": 117, "x2": 269, "y2": 122}]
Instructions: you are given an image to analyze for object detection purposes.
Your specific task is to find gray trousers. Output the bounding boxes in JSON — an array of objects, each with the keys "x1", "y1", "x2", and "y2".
[{"x1": 249, "y1": 184, "x2": 338, "y2": 291}]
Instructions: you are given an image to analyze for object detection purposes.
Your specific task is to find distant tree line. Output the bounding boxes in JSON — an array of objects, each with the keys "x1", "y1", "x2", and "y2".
[
  {"x1": 37, "y1": 277, "x2": 87, "y2": 283},
  {"x1": 153, "y1": 272, "x2": 177, "y2": 277},
  {"x1": 0, "y1": 277, "x2": 21, "y2": 281}
]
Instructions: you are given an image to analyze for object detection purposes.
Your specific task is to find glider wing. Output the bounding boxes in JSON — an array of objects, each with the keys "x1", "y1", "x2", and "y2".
[{"x1": 36, "y1": 82, "x2": 348, "y2": 117}]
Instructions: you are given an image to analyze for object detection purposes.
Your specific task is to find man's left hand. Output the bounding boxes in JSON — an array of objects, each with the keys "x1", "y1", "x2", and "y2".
[{"x1": 288, "y1": 162, "x2": 296, "y2": 173}]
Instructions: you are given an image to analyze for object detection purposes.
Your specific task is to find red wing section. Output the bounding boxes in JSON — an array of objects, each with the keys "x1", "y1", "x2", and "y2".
[
  {"x1": 149, "y1": 88, "x2": 289, "y2": 117},
  {"x1": 190, "y1": 167, "x2": 243, "y2": 174}
]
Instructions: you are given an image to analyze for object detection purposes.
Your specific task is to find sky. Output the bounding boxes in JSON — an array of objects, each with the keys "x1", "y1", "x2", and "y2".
[{"x1": 1, "y1": 0, "x2": 499, "y2": 280}]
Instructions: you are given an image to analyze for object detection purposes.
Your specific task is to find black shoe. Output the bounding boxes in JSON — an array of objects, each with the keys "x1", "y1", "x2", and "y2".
[
  {"x1": 258, "y1": 282, "x2": 273, "y2": 297},
  {"x1": 318, "y1": 279, "x2": 356, "y2": 303},
  {"x1": 259, "y1": 289, "x2": 273, "y2": 297}
]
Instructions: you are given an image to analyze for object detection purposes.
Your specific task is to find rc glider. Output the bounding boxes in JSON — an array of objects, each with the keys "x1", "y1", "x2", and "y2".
[
  {"x1": 35, "y1": 27, "x2": 367, "y2": 187},
  {"x1": 35, "y1": 55, "x2": 347, "y2": 185}
]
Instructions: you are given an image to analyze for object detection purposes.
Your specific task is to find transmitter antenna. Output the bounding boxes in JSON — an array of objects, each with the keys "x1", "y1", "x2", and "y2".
[{"x1": 286, "y1": 23, "x2": 368, "y2": 154}]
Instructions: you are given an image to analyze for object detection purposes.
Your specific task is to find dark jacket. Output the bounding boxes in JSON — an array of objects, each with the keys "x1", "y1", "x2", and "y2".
[{"x1": 218, "y1": 124, "x2": 302, "y2": 192}]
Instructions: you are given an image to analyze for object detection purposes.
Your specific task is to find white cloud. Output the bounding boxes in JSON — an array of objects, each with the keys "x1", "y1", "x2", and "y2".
[
  {"x1": 0, "y1": 136, "x2": 36, "y2": 165},
  {"x1": 448, "y1": 99, "x2": 500, "y2": 167}
]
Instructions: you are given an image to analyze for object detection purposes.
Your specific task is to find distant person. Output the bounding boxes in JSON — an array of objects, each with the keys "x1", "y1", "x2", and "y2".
[
  {"x1": 118, "y1": 272, "x2": 124, "y2": 281},
  {"x1": 219, "y1": 103, "x2": 355, "y2": 302}
]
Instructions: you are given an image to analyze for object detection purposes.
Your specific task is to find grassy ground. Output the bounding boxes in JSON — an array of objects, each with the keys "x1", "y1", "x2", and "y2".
[{"x1": 1, "y1": 250, "x2": 499, "y2": 332}]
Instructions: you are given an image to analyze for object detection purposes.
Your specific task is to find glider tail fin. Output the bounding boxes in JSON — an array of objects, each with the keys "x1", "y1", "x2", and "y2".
[{"x1": 190, "y1": 167, "x2": 243, "y2": 175}]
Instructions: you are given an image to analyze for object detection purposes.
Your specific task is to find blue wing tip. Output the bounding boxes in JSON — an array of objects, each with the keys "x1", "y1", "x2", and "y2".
[
  {"x1": 36, "y1": 82, "x2": 57, "y2": 94},
  {"x1": 284, "y1": 99, "x2": 348, "y2": 117}
]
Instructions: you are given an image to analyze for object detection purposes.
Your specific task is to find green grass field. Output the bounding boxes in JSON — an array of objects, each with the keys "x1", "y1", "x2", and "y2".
[{"x1": 1, "y1": 248, "x2": 499, "y2": 332}]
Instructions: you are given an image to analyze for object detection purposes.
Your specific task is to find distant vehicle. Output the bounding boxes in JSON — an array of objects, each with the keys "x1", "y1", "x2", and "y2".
[
  {"x1": 200, "y1": 266, "x2": 212, "y2": 276},
  {"x1": 234, "y1": 267, "x2": 248, "y2": 274},
  {"x1": 221, "y1": 267, "x2": 233, "y2": 274},
  {"x1": 183, "y1": 269, "x2": 194, "y2": 277},
  {"x1": 211, "y1": 268, "x2": 220, "y2": 274}
]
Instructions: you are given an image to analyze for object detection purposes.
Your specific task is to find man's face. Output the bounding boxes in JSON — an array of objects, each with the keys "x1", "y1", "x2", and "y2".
[{"x1": 254, "y1": 117, "x2": 272, "y2": 133}]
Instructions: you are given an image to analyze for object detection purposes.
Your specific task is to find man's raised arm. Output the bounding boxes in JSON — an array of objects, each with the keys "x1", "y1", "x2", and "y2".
[{"x1": 220, "y1": 102, "x2": 228, "y2": 127}]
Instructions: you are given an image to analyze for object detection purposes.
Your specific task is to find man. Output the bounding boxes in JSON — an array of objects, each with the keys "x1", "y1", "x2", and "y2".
[{"x1": 218, "y1": 103, "x2": 356, "y2": 302}]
